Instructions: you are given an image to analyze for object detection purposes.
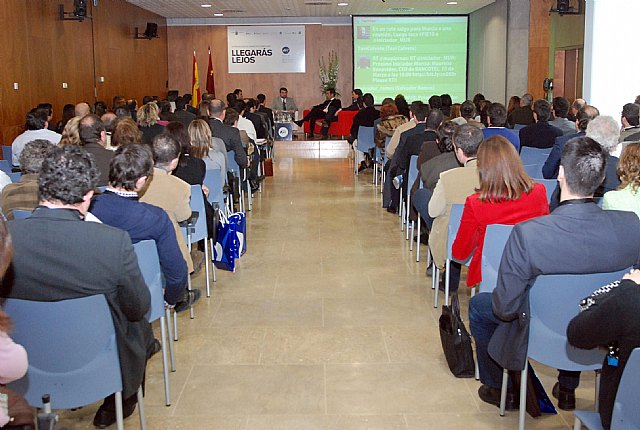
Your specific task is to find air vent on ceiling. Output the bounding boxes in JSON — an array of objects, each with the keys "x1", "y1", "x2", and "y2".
[
  {"x1": 387, "y1": 7, "x2": 415, "y2": 12},
  {"x1": 304, "y1": 0, "x2": 332, "y2": 4},
  {"x1": 221, "y1": 8, "x2": 246, "y2": 13}
]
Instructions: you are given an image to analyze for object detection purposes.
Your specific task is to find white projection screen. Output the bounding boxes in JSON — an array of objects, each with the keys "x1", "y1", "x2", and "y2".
[{"x1": 353, "y1": 16, "x2": 468, "y2": 103}]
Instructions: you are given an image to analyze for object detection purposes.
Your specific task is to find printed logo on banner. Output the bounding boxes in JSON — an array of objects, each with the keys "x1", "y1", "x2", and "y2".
[
  {"x1": 282, "y1": 47, "x2": 290, "y2": 55},
  {"x1": 228, "y1": 25, "x2": 305, "y2": 74}
]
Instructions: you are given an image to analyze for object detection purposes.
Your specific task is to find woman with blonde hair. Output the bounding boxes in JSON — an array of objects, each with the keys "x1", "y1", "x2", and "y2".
[
  {"x1": 58, "y1": 116, "x2": 81, "y2": 146},
  {"x1": 603, "y1": 141, "x2": 640, "y2": 217},
  {"x1": 188, "y1": 119, "x2": 226, "y2": 185},
  {"x1": 452, "y1": 135, "x2": 549, "y2": 288},
  {"x1": 137, "y1": 102, "x2": 164, "y2": 145}
]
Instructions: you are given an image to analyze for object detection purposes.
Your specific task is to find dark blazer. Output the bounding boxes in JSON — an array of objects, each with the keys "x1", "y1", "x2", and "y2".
[
  {"x1": 350, "y1": 106, "x2": 380, "y2": 138},
  {"x1": 542, "y1": 131, "x2": 584, "y2": 179},
  {"x1": 313, "y1": 98, "x2": 342, "y2": 121},
  {"x1": 489, "y1": 202, "x2": 640, "y2": 371},
  {"x1": 519, "y1": 121, "x2": 563, "y2": 149},
  {"x1": 169, "y1": 109, "x2": 196, "y2": 129},
  {"x1": 173, "y1": 156, "x2": 206, "y2": 186},
  {"x1": 140, "y1": 123, "x2": 165, "y2": 146},
  {"x1": 4, "y1": 207, "x2": 151, "y2": 398},
  {"x1": 420, "y1": 151, "x2": 460, "y2": 192},
  {"x1": 83, "y1": 142, "x2": 114, "y2": 187},
  {"x1": 208, "y1": 118, "x2": 248, "y2": 168},
  {"x1": 508, "y1": 106, "x2": 535, "y2": 126}
]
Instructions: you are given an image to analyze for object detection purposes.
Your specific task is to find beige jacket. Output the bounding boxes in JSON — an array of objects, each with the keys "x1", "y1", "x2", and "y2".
[
  {"x1": 428, "y1": 159, "x2": 479, "y2": 269},
  {"x1": 139, "y1": 167, "x2": 194, "y2": 272}
]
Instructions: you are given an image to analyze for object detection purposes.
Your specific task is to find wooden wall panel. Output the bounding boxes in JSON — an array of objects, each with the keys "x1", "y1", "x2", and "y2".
[
  {"x1": 0, "y1": 0, "x2": 168, "y2": 150},
  {"x1": 527, "y1": 0, "x2": 554, "y2": 100},
  {"x1": 167, "y1": 25, "x2": 353, "y2": 113}
]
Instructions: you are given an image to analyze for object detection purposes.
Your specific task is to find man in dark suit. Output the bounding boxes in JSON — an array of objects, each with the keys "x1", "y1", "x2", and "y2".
[
  {"x1": 469, "y1": 138, "x2": 640, "y2": 411},
  {"x1": 78, "y1": 114, "x2": 114, "y2": 187},
  {"x1": 294, "y1": 88, "x2": 342, "y2": 139},
  {"x1": 519, "y1": 99, "x2": 563, "y2": 149},
  {"x1": 347, "y1": 92, "x2": 379, "y2": 144},
  {"x1": 542, "y1": 105, "x2": 599, "y2": 179},
  {"x1": 207, "y1": 99, "x2": 248, "y2": 169},
  {"x1": 169, "y1": 96, "x2": 196, "y2": 128},
  {"x1": 507, "y1": 93, "x2": 535, "y2": 127},
  {"x1": 3, "y1": 146, "x2": 152, "y2": 428}
]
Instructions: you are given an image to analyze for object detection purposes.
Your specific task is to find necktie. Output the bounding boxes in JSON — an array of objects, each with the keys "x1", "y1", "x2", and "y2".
[{"x1": 283, "y1": 99, "x2": 287, "y2": 111}]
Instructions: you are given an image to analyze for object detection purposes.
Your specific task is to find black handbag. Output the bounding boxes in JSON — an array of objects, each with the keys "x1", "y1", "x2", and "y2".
[{"x1": 438, "y1": 294, "x2": 476, "y2": 378}]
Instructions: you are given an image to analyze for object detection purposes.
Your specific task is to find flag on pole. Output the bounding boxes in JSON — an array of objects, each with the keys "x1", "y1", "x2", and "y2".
[
  {"x1": 191, "y1": 50, "x2": 201, "y2": 108},
  {"x1": 206, "y1": 46, "x2": 215, "y2": 97}
]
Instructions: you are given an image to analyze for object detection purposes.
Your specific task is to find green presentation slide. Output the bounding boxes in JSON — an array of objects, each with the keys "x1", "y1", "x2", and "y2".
[{"x1": 353, "y1": 16, "x2": 468, "y2": 104}]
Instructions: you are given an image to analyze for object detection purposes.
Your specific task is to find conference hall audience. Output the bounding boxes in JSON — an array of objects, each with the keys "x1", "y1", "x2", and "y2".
[
  {"x1": 619, "y1": 103, "x2": 640, "y2": 142},
  {"x1": 448, "y1": 103, "x2": 461, "y2": 120},
  {"x1": 519, "y1": 99, "x2": 563, "y2": 149},
  {"x1": 167, "y1": 122, "x2": 206, "y2": 187},
  {"x1": 440, "y1": 94, "x2": 452, "y2": 117},
  {"x1": 395, "y1": 95, "x2": 410, "y2": 118},
  {"x1": 567, "y1": 269, "x2": 640, "y2": 430},
  {"x1": 506, "y1": 95, "x2": 520, "y2": 118},
  {"x1": 137, "y1": 102, "x2": 165, "y2": 146},
  {"x1": 586, "y1": 115, "x2": 622, "y2": 197},
  {"x1": 349, "y1": 93, "x2": 380, "y2": 145},
  {"x1": 428, "y1": 124, "x2": 484, "y2": 293},
  {"x1": 294, "y1": 88, "x2": 342, "y2": 139},
  {"x1": 75, "y1": 102, "x2": 90, "y2": 117},
  {"x1": 340, "y1": 89, "x2": 364, "y2": 112},
  {"x1": 460, "y1": 100, "x2": 484, "y2": 129},
  {"x1": 11, "y1": 108, "x2": 62, "y2": 166},
  {"x1": 55, "y1": 103, "x2": 76, "y2": 133},
  {"x1": 3, "y1": 145, "x2": 153, "y2": 428},
  {"x1": 482, "y1": 102, "x2": 520, "y2": 151},
  {"x1": 549, "y1": 96, "x2": 576, "y2": 135},
  {"x1": 507, "y1": 92, "x2": 535, "y2": 126},
  {"x1": 567, "y1": 97, "x2": 586, "y2": 122},
  {"x1": 602, "y1": 141, "x2": 640, "y2": 217},
  {"x1": 385, "y1": 101, "x2": 418, "y2": 161},
  {"x1": 2, "y1": 139, "x2": 55, "y2": 220},
  {"x1": 375, "y1": 103, "x2": 407, "y2": 149},
  {"x1": 169, "y1": 96, "x2": 197, "y2": 129},
  {"x1": 189, "y1": 118, "x2": 227, "y2": 180},
  {"x1": 452, "y1": 135, "x2": 549, "y2": 288},
  {"x1": 78, "y1": 114, "x2": 114, "y2": 187},
  {"x1": 542, "y1": 104, "x2": 599, "y2": 179},
  {"x1": 111, "y1": 117, "x2": 143, "y2": 147},
  {"x1": 469, "y1": 137, "x2": 640, "y2": 411},
  {"x1": 58, "y1": 116, "x2": 81, "y2": 147}
]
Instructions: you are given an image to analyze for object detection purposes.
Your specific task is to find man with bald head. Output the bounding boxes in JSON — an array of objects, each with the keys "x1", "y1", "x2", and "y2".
[{"x1": 75, "y1": 102, "x2": 90, "y2": 117}]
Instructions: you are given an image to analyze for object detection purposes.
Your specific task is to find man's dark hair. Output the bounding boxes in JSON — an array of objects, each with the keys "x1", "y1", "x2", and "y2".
[
  {"x1": 552, "y1": 97, "x2": 570, "y2": 118},
  {"x1": 19, "y1": 139, "x2": 55, "y2": 174},
  {"x1": 487, "y1": 102, "x2": 508, "y2": 127},
  {"x1": 245, "y1": 98, "x2": 256, "y2": 111},
  {"x1": 440, "y1": 94, "x2": 452, "y2": 108},
  {"x1": 533, "y1": 99, "x2": 552, "y2": 122},
  {"x1": 175, "y1": 96, "x2": 187, "y2": 110},
  {"x1": 460, "y1": 100, "x2": 476, "y2": 119},
  {"x1": 453, "y1": 123, "x2": 484, "y2": 157},
  {"x1": 412, "y1": 103, "x2": 430, "y2": 122},
  {"x1": 38, "y1": 146, "x2": 99, "y2": 204},
  {"x1": 353, "y1": 89, "x2": 363, "y2": 97},
  {"x1": 25, "y1": 108, "x2": 48, "y2": 130},
  {"x1": 112, "y1": 95, "x2": 126, "y2": 110},
  {"x1": 226, "y1": 92, "x2": 237, "y2": 106},
  {"x1": 158, "y1": 100, "x2": 171, "y2": 114},
  {"x1": 576, "y1": 105, "x2": 599, "y2": 132},
  {"x1": 362, "y1": 93, "x2": 374, "y2": 107},
  {"x1": 109, "y1": 144, "x2": 154, "y2": 191},
  {"x1": 151, "y1": 133, "x2": 181, "y2": 165},
  {"x1": 114, "y1": 106, "x2": 131, "y2": 119},
  {"x1": 436, "y1": 120, "x2": 457, "y2": 152},
  {"x1": 142, "y1": 96, "x2": 154, "y2": 105},
  {"x1": 183, "y1": 94, "x2": 193, "y2": 104},
  {"x1": 78, "y1": 115, "x2": 105, "y2": 146},
  {"x1": 94, "y1": 101, "x2": 108, "y2": 117},
  {"x1": 425, "y1": 108, "x2": 444, "y2": 130},
  {"x1": 233, "y1": 99, "x2": 246, "y2": 114},
  {"x1": 409, "y1": 101, "x2": 425, "y2": 117},
  {"x1": 223, "y1": 108, "x2": 239, "y2": 126},
  {"x1": 560, "y1": 137, "x2": 607, "y2": 196},
  {"x1": 279, "y1": 87, "x2": 288, "y2": 92},
  {"x1": 428, "y1": 95, "x2": 442, "y2": 110},
  {"x1": 326, "y1": 88, "x2": 336, "y2": 97},
  {"x1": 622, "y1": 103, "x2": 640, "y2": 126},
  {"x1": 208, "y1": 99, "x2": 225, "y2": 117},
  {"x1": 256, "y1": 93, "x2": 266, "y2": 104},
  {"x1": 233, "y1": 89, "x2": 243, "y2": 96},
  {"x1": 37, "y1": 103, "x2": 53, "y2": 117}
]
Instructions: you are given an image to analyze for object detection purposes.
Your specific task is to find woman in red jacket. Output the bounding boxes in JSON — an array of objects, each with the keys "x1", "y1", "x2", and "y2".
[{"x1": 452, "y1": 135, "x2": 550, "y2": 288}]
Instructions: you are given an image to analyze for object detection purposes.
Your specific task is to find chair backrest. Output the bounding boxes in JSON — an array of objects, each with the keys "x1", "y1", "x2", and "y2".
[
  {"x1": 407, "y1": 155, "x2": 419, "y2": 196},
  {"x1": 12, "y1": 209, "x2": 33, "y2": 220},
  {"x1": 446, "y1": 204, "x2": 472, "y2": 265},
  {"x1": 534, "y1": 179, "x2": 557, "y2": 203},
  {"x1": 611, "y1": 347, "x2": 640, "y2": 430},
  {"x1": 528, "y1": 268, "x2": 630, "y2": 371},
  {"x1": 8, "y1": 172, "x2": 21, "y2": 182},
  {"x1": 523, "y1": 163, "x2": 543, "y2": 180},
  {"x1": 0, "y1": 159, "x2": 11, "y2": 174},
  {"x1": 356, "y1": 126, "x2": 375, "y2": 152},
  {"x1": 5, "y1": 295, "x2": 123, "y2": 409},
  {"x1": 520, "y1": 146, "x2": 552, "y2": 166},
  {"x1": 133, "y1": 240, "x2": 165, "y2": 323},
  {"x1": 384, "y1": 136, "x2": 391, "y2": 164},
  {"x1": 478, "y1": 224, "x2": 514, "y2": 293},
  {"x1": 181, "y1": 184, "x2": 208, "y2": 244},
  {"x1": 514, "y1": 124, "x2": 526, "y2": 132},
  {"x1": 2, "y1": 146, "x2": 12, "y2": 164},
  {"x1": 226, "y1": 151, "x2": 241, "y2": 177},
  {"x1": 203, "y1": 168, "x2": 224, "y2": 206}
]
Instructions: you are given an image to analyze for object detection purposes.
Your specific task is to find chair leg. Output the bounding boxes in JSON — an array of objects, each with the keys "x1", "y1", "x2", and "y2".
[
  {"x1": 173, "y1": 308, "x2": 179, "y2": 341},
  {"x1": 204, "y1": 239, "x2": 211, "y2": 297},
  {"x1": 433, "y1": 267, "x2": 440, "y2": 308},
  {"x1": 499, "y1": 369, "x2": 509, "y2": 416},
  {"x1": 416, "y1": 221, "x2": 421, "y2": 262},
  {"x1": 399, "y1": 194, "x2": 404, "y2": 230},
  {"x1": 470, "y1": 287, "x2": 476, "y2": 298},
  {"x1": 115, "y1": 391, "x2": 124, "y2": 430},
  {"x1": 159, "y1": 316, "x2": 171, "y2": 406},
  {"x1": 405, "y1": 193, "x2": 411, "y2": 240},
  {"x1": 595, "y1": 370, "x2": 601, "y2": 412},
  {"x1": 573, "y1": 417, "x2": 583, "y2": 430},
  {"x1": 136, "y1": 385, "x2": 147, "y2": 430},
  {"x1": 165, "y1": 308, "x2": 176, "y2": 371},
  {"x1": 519, "y1": 366, "x2": 528, "y2": 430},
  {"x1": 247, "y1": 178, "x2": 253, "y2": 211},
  {"x1": 210, "y1": 239, "x2": 217, "y2": 282},
  {"x1": 410, "y1": 221, "x2": 414, "y2": 250},
  {"x1": 186, "y1": 233, "x2": 195, "y2": 320},
  {"x1": 444, "y1": 259, "x2": 450, "y2": 307}
]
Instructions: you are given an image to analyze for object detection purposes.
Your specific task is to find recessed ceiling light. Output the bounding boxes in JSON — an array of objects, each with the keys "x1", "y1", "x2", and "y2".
[
  {"x1": 214, "y1": 12, "x2": 223, "y2": 16},
  {"x1": 337, "y1": 2, "x2": 348, "y2": 6},
  {"x1": 446, "y1": 1, "x2": 458, "y2": 4},
  {"x1": 201, "y1": 4, "x2": 212, "y2": 7}
]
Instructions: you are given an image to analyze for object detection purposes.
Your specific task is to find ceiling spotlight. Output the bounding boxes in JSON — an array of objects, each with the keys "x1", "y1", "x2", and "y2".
[
  {"x1": 214, "y1": 12, "x2": 223, "y2": 16},
  {"x1": 201, "y1": 4, "x2": 212, "y2": 7},
  {"x1": 337, "y1": 2, "x2": 348, "y2": 5},
  {"x1": 447, "y1": 1, "x2": 458, "y2": 4}
]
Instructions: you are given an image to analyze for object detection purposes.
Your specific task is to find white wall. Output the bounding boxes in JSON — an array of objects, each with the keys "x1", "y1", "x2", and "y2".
[
  {"x1": 468, "y1": 0, "x2": 508, "y2": 103},
  {"x1": 583, "y1": 0, "x2": 640, "y2": 117}
]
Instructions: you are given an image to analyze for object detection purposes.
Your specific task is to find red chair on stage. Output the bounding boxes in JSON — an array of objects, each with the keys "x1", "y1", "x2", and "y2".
[{"x1": 302, "y1": 109, "x2": 357, "y2": 139}]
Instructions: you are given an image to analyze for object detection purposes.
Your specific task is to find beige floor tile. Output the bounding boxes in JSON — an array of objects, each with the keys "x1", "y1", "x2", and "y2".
[
  {"x1": 404, "y1": 412, "x2": 571, "y2": 429},
  {"x1": 246, "y1": 414, "x2": 408, "y2": 430},
  {"x1": 323, "y1": 296, "x2": 431, "y2": 327},
  {"x1": 212, "y1": 297, "x2": 323, "y2": 327},
  {"x1": 275, "y1": 273, "x2": 373, "y2": 299},
  {"x1": 261, "y1": 326, "x2": 388, "y2": 364},
  {"x1": 174, "y1": 364, "x2": 325, "y2": 415}
]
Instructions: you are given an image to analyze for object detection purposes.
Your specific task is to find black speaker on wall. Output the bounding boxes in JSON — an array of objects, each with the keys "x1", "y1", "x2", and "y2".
[
  {"x1": 144, "y1": 22, "x2": 158, "y2": 39},
  {"x1": 557, "y1": 0, "x2": 570, "y2": 12}
]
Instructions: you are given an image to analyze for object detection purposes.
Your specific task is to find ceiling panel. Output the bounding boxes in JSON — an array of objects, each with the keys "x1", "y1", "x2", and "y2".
[{"x1": 126, "y1": 0, "x2": 495, "y2": 19}]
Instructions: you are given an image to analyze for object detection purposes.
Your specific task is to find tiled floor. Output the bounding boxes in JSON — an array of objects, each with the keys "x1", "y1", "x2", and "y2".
[{"x1": 59, "y1": 140, "x2": 594, "y2": 429}]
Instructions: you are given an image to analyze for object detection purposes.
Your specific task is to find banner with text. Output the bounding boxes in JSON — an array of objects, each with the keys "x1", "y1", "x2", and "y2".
[{"x1": 227, "y1": 26, "x2": 305, "y2": 74}]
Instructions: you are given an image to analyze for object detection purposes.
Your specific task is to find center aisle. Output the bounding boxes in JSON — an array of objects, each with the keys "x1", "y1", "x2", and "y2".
[{"x1": 105, "y1": 141, "x2": 579, "y2": 429}]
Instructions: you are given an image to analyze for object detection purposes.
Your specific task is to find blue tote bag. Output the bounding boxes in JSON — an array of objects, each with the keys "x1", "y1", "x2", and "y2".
[{"x1": 212, "y1": 210, "x2": 240, "y2": 272}]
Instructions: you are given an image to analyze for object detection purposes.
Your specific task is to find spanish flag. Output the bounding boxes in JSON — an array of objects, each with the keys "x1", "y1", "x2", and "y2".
[
  {"x1": 191, "y1": 50, "x2": 201, "y2": 108},
  {"x1": 206, "y1": 47, "x2": 215, "y2": 97}
]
